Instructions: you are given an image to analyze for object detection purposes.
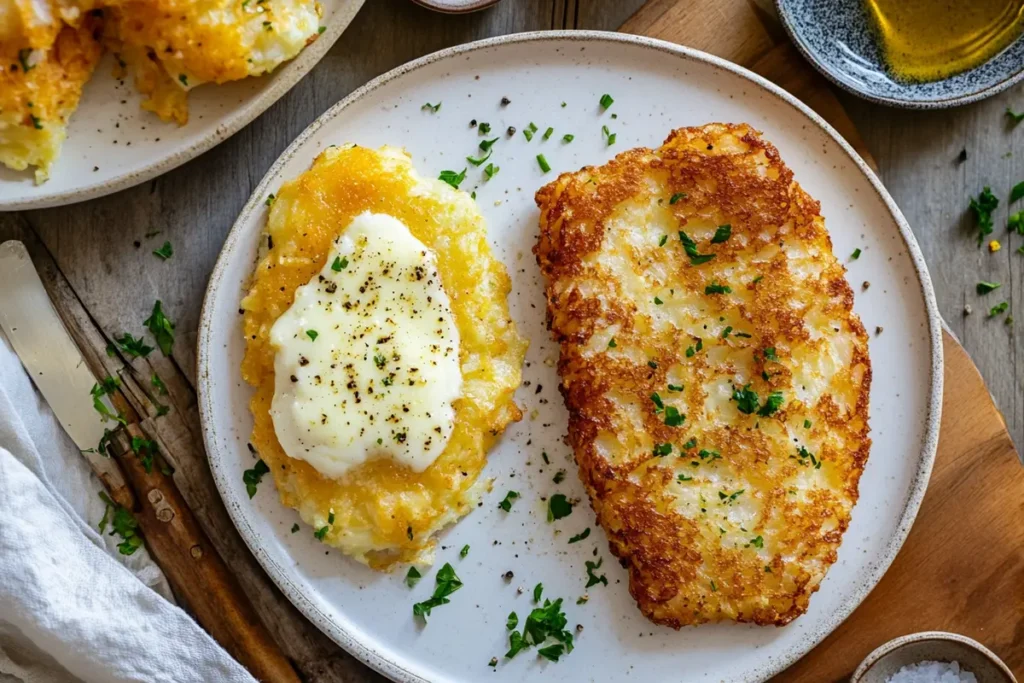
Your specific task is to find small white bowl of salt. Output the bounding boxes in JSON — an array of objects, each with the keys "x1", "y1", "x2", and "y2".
[{"x1": 852, "y1": 632, "x2": 1016, "y2": 683}]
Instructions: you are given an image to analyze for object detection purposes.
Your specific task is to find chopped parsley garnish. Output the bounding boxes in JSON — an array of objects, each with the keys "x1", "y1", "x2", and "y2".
[
  {"x1": 537, "y1": 154, "x2": 551, "y2": 173},
  {"x1": 533, "y1": 583, "x2": 544, "y2": 602},
  {"x1": 413, "y1": 563, "x2": 463, "y2": 621},
  {"x1": 763, "y1": 347, "x2": 779, "y2": 362},
  {"x1": 685, "y1": 346, "x2": 696, "y2": 357},
  {"x1": 678, "y1": 474, "x2": 692, "y2": 482},
  {"x1": 543, "y1": 127, "x2": 554, "y2": 140},
  {"x1": 98, "y1": 492, "x2": 143, "y2": 556},
  {"x1": 804, "y1": 419, "x2": 812, "y2": 429},
  {"x1": 669, "y1": 193, "x2": 686, "y2": 205},
  {"x1": 851, "y1": 248, "x2": 862, "y2": 260},
  {"x1": 90, "y1": 378, "x2": 126, "y2": 425},
  {"x1": 653, "y1": 443, "x2": 672, "y2": 456},
  {"x1": 18, "y1": 48, "x2": 34, "y2": 73},
  {"x1": 705, "y1": 281, "x2": 731, "y2": 295},
  {"x1": 678, "y1": 231, "x2": 716, "y2": 265},
  {"x1": 969, "y1": 187, "x2": 999, "y2": 246},
  {"x1": 650, "y1": 392, "x2": 664, "y2": 411},
  {"x1": 242, "y1": 459, "x2": 270, "y2": 498},
  {"x1": 523, "y1": 122, "x2": 538, "y2": 141},
  {"x1": 1006, "y1": 107, "x2": 1024, "y2": 124},
  {"x1": 711, "y1": 224, "x2": 732, "y2": 244},
  {"x1": 698, "y1": 448, "x2": 721, "y2": 462},
  {"x1": 668, "y1": 383, "x2": 683, "y2": 392},
  {"x1": 682, "y1": 437, "x2": 697, "y2": 449},
  {"x1": 721, "y1": 326, "x2": 733, "y2": 339},
  {"x1": 601, "y1": 125, "x2": 616, "y2": 146},
  {"x1": 568, "y1": 528, "x2": 590, "y2": 543},
  {"x1": 466, "y1": 149, "x2": 492, "y2": 165},
  {"x1": 115, "y1": 332, "x2": 154, "y2": 358},
  {"x1": 599, "y1": 93, "x2": 614, "y2": 109},
  {"x1": 585, "y1": 557, "x2": 607, "y2": 587},
  {"x1": 757, "y1": 391, "x2": 784, "y2": 417},
  {"x1": 421, "y1": 102, "x2": 441, "y2": 113},
  {"x1": 306, "y1": 330, "x2": 318, "y2": 341},
  {"x1": 438, "y1": 168, "x2": 467, "y2": 189},
  {"x1": 507, "y1": 612, "x2": 519, "y2": 630},
  {"x1": 1014, "y1": 182, "x2": 1024, "y2": 204},
  {"x1": 664, "y1": 406, "x2": 685, "y2": 427},
  {"x1": 731, "y1": 384, "x2": 759, "y2": 415},
  {"x1": 719, "y1": 488, "x2": 745, "y2": 504},
  {"x1": 484, "y1": 162, "x2": 499, "y2": 180},
  {"x1": 178, "y1": 74, "x2": 188, "y2": 87},
  {"x1": 479, "y1": 137, "x2": 499, "y2": 152},
  {"x1": 653, "y1": 296, "x2": 663, "y2": 305},
  {"x1": 318, "y1": 25, "x2": 326, "y2": 33},
  {"x1": 750, "y1": 535, "x2": 764, "y2": 548},
  {"x1": 265, "y1": 193, "x2": 276, "y2": 207},
  {"x1": 151, "y1": 373, "x2": 168, "y2": 395},
  {"x1": 331, "y1": 255, "x2": 348, "y2": 271},
  {"x1": 479, "y1": 122, "x2": 491, "y2": 134},
  {"x1": 460, "y1": 544, "x2": 470, "y2": 558},
  {"x1": 710, "y1": 580, "x2": 718, "y2": 592},
  {"x1": 406, "y1": 566, "x2": 422, "y2": 587},
  {"x1": 547, "y1": 494, "x2": 573, "y2": 521},
  {"x1": 152, "y1": 241, "x2": 173, "y2": 260},
  {"x1": 562, "y1": 134, "x2": 574, "y2": 143},
  {"x1": 504, "y1": 596, "x2": 574, "y2": 662},
  {"x1": 374, "y1": 353, "x2": 386, "y2": 369},
  {"x1": 29, "y1": 114, "x2": 42, "y2": 130},
  {"x1": 989, "y1": 301, "x2": 1009, "y2": 317},
  {"x1": 977, "y1": 281, "x2": 1001, "y2": 294},
  {"x1": 498, "y1": 490, "x2": 519, "y2": 512},
  {"x1": 130, "y1": 436, "x2": 159, "y2": 473},
  {"x1": 607, "y1": 338, "x2": 617, "y2": 348},
  {"x1": 795, "y1": 445, "x2": 820, "y2": 469},
  {"x1": 143, "y1": 300, "x2": 175, "y2": 357},
  {"x1": 314, "y1": 525, "x2": 329, "y2": 540},
  {"x1": 658, "y1": 234, "x2": 668, "y2": 246}
]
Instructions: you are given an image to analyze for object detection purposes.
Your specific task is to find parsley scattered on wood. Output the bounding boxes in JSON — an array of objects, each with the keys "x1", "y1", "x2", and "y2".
[
  {"x1": 969, "y1": 187, "x2": 999, "y2": 246},
  {"x1": 1010, "y1": 181, "x2": 1024, "y2": 204},
  {"x1": 989, "y1": 301, "x2": 1009, "y2": 317},
  {"x1": 115, "y1": 332, "x2": 153, "y2": 358},
  {"x1": 143, "y1": 300, "x2": 175, "y2": 356},
  {"x1": 977, "y1": 281, "x2": 1001, "y2": 294},
  {"x1": 1006, "y1": 107, "x2": 1024, "y2": 124},
  {"x1": 130, "y1": 435, "x2": 159, "y2": 473},
  {"x1": 152, "y1": 241, "x2": 173, "y2": 260},
  {"x1": 90, "y1": 377, "x2": 126, "y2": 425},
  {"x1": 1010, "y1": 211, "x2": 1024, "y2": 235},
  {"x1": 547, "y1": 494, "x2": 573, "y2": 521},
  {"x1": 242, "y1": 459, "x2": 270, "y2": 498},
  {"x1": 498, "y1": 490, "x2": 519, "y2": 512},
  {"x1": 568, "y1": 528, "x2": 590, "y2": 543},
  {"x1": 98, "y1": 491, "x2": 143, "y2": 555},
  {"x1": 711, "y1": 224, "x2": 732, "y2": 244},
  {"x1": 405, "y1": 566, "x2": 422, "y2": 587},
  {"x1": 438, "y1": 168, "x2": 467, "y2": 189},
  {"x1": 412, "y1": 562, "x2": 463, "y2": 621},
  {"x1": 151, "y1": 373, "x2": 168, "y2": 395}
]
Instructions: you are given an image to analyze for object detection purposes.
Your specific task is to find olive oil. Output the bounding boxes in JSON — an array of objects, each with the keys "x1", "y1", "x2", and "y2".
[{"x1": 864, "y1": 0, "x2": 1024, "y2": 82}]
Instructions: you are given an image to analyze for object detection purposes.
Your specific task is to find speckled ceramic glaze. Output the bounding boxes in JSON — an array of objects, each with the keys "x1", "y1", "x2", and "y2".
[
  {"x1": 776, "y1": 0, "x2": 1024, "y2": 108},
  {"x1": 198, "y1": 31, "x2": 943, "y2": 683},
  {"x1": 0, "y1": 0, "x2": 365, "y2": 210},
  {"x1": 853, "y1": 632, "x2": 1017, "y2": 683}
]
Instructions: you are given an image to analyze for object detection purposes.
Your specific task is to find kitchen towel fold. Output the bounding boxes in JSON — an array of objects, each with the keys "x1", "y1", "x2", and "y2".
[{"x1": 0, "y1": 331, "x2": 255, "y2": 683}]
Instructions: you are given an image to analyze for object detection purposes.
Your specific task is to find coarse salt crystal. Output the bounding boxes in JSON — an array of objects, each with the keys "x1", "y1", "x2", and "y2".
[{"x1": 886, "y1": 660, "x2": 977, "y2": 683}]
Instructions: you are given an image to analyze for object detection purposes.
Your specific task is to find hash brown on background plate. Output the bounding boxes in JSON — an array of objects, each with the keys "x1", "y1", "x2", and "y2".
[{"x1": 535, "y1": 122, "x2": 871, "y2": 627}]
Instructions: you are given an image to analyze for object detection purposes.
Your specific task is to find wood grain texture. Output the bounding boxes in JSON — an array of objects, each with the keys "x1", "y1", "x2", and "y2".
[{"x1": 2, "y1": 0, "x2": 1022, "y2": 680}]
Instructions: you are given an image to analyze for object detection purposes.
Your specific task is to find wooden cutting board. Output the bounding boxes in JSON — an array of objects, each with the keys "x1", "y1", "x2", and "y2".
[{"x1": 621, "y1": 2, "x2": 1024, "y2": 680}]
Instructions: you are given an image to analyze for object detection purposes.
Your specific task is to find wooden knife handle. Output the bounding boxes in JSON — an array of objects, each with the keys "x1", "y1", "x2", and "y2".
[{"x1": 109, "y1": 426, "x2": 300, "y2": 683}]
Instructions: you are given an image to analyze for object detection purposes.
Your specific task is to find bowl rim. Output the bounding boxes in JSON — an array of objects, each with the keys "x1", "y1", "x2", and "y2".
[
  {"x1": 851, "y1": 631, "x2": 1019, "y2": 682},
  {"x1": 774, "y1": 0, "x2": 1024, "y2": 110}
]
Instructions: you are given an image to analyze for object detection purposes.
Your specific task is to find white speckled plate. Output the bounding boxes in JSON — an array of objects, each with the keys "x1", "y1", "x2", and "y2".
[
  {"x1": 0, "y1": 0, "x2": 365, "y2": 210},
  {"x1": 198, "y1": 31, "x2": 942, "y2": 683}
]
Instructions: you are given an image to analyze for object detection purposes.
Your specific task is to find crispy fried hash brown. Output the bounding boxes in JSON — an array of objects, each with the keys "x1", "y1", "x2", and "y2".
[{"x1": 534, "y1": 123, "x2": 871, "y2": 627}]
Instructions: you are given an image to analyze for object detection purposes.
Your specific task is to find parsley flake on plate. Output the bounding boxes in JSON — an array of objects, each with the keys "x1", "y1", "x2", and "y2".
[
  {"x1": 599, "y1": 93, "x2": 614, "y2": 109},
  {"x1": 601, "y1": 125, "x2": 616, "y2": 146},
  {"x1": 533, "y1": 583, "x2": 544, "y2": 602},
  {"x1": 115, "y1": 332, "x2": 154, "y2": 358},
  {"x1": 537, "y1": 154, "x2": 551, "y2": 173},
  {"x1": 412, "y1": 562, "x2": 463, "y2": 621},
  {"x1": 504, "y1": 595, "x2": 574, "y2": 662},
  {"x1": 969, "y1": 186, "x2": 999, "y2": 246},
  {"x1": 306, "y1": 330, "x2": 318, "y2": 341},
  {"x1": 405, "y1": 566, "x2": 422, "y2": 587},
  {"x1": 498, "y1": 490, "x2": 519, "y2": 512},
  {"x1": 459, "y1": 544, "x2": 469, "y2": 558},
  {"x1": 331, "y1": 255, "x2": 348, "y2": 271},
  {"x1": 562, "y1": 134, "x2": 574, "y2": 143},
  {"x1": 438, "y1": 168, "x2": 467, "y2": 189},
  {"x1": 507, "y1": 612, "x2": 518, "y2": 630},
  {"x1": 421, "y1": 102, "x2": 441, "y2": 113},
  {"x1": 242, "y1": 459, "x2": 270, "y2": 498},
  {"x1": 547, "y1": 494, "x2": 573, "y2": 521},
  {"x1": 585, "y1": 557, "x2": 607, "y2": 587},
  {"x1": 484, "y1": 162, "x2": 499, "y2": 180},
  {"x1": 568, "y1": 528, "x2": 590, "y2": 543}
]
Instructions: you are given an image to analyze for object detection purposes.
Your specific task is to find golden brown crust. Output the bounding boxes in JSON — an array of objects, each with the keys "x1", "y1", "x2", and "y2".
[{"x1": 534, "y1": 123, "x2": 871, "y2": 627}]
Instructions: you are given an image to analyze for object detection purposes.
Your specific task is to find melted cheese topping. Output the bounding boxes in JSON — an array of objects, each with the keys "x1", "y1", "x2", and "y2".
[{"x1": 269, "y1": 212, "x2": 461, "y2": 478}]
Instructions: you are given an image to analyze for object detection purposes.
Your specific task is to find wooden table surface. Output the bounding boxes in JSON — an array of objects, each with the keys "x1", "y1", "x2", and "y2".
[{"x1": 2, "y1": 1, "x2": 1023, "y2": 680}]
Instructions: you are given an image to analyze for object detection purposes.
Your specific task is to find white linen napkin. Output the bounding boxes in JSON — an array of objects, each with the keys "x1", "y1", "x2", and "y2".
[{"x1": 0, "y1": 331, "x2": 256, "y2": 683}]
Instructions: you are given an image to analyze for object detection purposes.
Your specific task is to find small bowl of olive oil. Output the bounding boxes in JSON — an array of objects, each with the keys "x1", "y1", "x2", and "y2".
[{"x1": 776, "y1": 0, "x2": 1024, "y2": 108}]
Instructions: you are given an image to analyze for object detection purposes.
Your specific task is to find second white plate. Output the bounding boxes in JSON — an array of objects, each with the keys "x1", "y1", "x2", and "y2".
[{"x1": 198, "y1": 31, "x2": 942, "y2": 683}]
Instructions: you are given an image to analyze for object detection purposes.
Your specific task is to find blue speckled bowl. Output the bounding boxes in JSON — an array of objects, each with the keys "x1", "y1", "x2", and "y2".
[{"x1": 776, "y1": 0, "x2": 1024, "y2": 108}]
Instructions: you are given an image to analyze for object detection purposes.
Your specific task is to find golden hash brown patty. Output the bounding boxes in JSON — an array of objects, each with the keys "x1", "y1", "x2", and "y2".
[
  {"x1": 241, "y1": 144, "x2": 527, "y2": 570},
  {"x1": 534, "y1": 123, "x2": 871, "y2": 627}
]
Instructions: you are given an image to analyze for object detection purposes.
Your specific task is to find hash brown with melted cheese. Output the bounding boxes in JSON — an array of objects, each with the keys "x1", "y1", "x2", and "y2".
[{"x1": 534, "y1": 123, "x2": 871, "y2": 627}]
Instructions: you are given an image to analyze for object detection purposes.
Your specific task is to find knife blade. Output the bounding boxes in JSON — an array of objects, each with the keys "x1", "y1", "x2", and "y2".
[{"x1": 0, "y1": 240, "x2": 116, "y2": 452}]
